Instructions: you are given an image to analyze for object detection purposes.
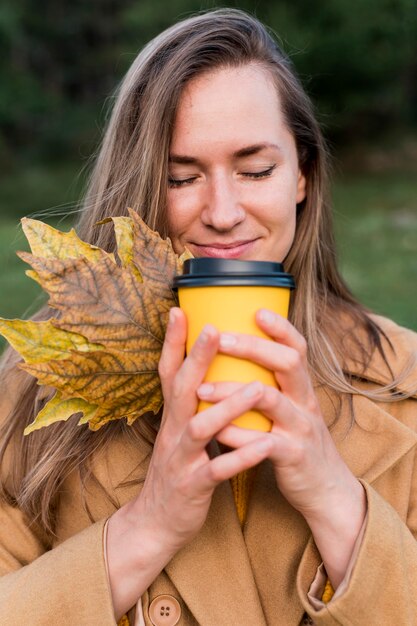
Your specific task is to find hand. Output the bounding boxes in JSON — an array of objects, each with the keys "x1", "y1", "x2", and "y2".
[
  {"x1": 106, "y1": 307, "x2": 272, "y2": 618},
  {"x1": 137, "y1": 307, "x2": 273, "y2": 553},
  {"x1": 197, "y1": 308, "x2": 367, "y2": 587}
]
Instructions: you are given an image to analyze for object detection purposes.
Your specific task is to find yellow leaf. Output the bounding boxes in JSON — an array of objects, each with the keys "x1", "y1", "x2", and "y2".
[
  {"x1": 178, "y1": 247, "x2": 194, "y2": 266},
  {"x1": 0, "y1": 212, "x2": 188, "y2": 432},
  {"x1": 25, "y1": 269, "x2": 43, "y2": 285},
  {"x1": 22, "y1": 351, "x2": 162, "y2": 425},
  {"x1": 21, "y1": 217, "x2": 115, "y2": 263},
  {"x1": 98, "y1": 216, "x2": 143, "y2": 282},
  {"x1": 0, "y1": 318, "x2": 103, "y2": 364},
  {"x1": 24, "y1": 390, "x2": 98, "y2": 434}
]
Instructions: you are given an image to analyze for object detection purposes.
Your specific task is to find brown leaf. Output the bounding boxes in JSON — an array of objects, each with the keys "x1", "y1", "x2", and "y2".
[
  {"x1": 22, "y1": 350, "x2": 162, "y2": 429},
  {"x1": 17, "y1": 252, "x2": 168, "y2": 347},
  {"x1": 130, "y1": 209, "x2": 180, "y2": 301},
  {"x1": 0, "y1": 212, "x2": 191, "y2": 432}
]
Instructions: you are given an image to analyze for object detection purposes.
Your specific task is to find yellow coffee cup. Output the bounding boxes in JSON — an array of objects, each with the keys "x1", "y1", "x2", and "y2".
[{"x1": 173, "y1": 258, "x2": 295, "y2": 431}]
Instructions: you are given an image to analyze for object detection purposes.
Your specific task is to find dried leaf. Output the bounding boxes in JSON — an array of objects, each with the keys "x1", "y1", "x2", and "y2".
[
  {"x1": 21, "y1": 217, "x2": 114, "y2": 263},
  {"x1": 24, "y1": 391, "x2": 98, "y2": 434},
  {"x1": 0, "y1": 319, "x2": 103, "y2": 363},
  {"x1": 130, "y1": 209, "x2": 181, "y2": 301},
  {"x1": 0, "y1": 213, "x2": 192, "y2": 432},
  {"x1": 17, "y1": 253, "x2": 167, "y2": 348},
  {"x1": 98, "y1": 215, "x2": 143, "y2": 282},
  {"x1": 178, "y1": 247, "x2": 194, "y2": 265},
  {"x1": 22, "y1": 349, "x2": 161, "y2": 420}
]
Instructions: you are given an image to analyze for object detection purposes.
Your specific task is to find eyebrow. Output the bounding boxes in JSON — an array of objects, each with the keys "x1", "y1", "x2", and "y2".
[{"x1": 169, "y1": 142, "x2": 283, "y2": 164}]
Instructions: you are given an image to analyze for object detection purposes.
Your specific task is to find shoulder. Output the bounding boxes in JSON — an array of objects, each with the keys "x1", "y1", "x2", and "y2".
[
  {"x1": 343, "y1": 314, "x2": 417, "y2": 397},
  {"x1": 371, "y1": 314, "x2": 416, "y2": 389},
  {"x1": 372, "y1": 314, "x2": 417, "y2": 349}
]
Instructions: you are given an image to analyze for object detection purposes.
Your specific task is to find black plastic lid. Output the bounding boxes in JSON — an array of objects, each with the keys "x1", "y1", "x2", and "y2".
[{"x1": 173, "y1": 258, "x2": 295, "y2": 289}]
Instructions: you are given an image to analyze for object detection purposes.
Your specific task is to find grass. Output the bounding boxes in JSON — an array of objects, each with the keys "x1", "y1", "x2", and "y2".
[
  {"x1": 0, "y1": 163, "x2": 416, "y2": 356},
  {"x1": 0, "y1": 161, "x2": 86, "y2": 221},
  {"x1": 0, "y1": 160, "x2": 82, "y2": 350},
  {"x1": 0, "y1": 221, "x2": 47, "y2": 320},
  {"x1": 332, "y1": 172, "x2": 417, "y2": 330}
]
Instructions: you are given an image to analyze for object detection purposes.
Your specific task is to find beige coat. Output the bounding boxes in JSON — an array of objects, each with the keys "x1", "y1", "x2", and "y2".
[{"x1": 0, "y1": 315, "x2": 416, "y2": 625}]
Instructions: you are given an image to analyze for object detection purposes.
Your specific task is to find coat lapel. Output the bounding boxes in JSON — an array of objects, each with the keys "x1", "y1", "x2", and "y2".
[
  {"x1": 330, "y1": 392, "x2": 417, "y2": 483},
  {"x1": 165, "y1": 475, "x2": 268, "y2": 626},
  {"x1": 243, "y1": 460, "x2": 311, "y2": 625}
]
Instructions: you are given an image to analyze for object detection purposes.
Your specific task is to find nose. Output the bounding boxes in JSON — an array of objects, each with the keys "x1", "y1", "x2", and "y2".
[{"x1": 200, "y1": 173, "x2": 245, "y2": 231}]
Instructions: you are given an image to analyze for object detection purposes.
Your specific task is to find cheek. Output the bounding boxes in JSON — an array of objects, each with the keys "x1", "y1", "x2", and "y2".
[
  {"x1": 269, "y1": 211, "x2": 296, "y2": 247},
  {"x1": 256, "y1": 181, "x2": 297, "y2": 225},
  {"x1": 258, "y1": 183, "x2": 297, "y2": 257},
  {"x1": 281, "y1": 217, "x2": 297, "y2": 255},
  {"x1": 267, "y1": 213, "x2": 296, "y2": 262},
  {"x1": 166, "y1": 192, "x2": 198, "y2": 243}
]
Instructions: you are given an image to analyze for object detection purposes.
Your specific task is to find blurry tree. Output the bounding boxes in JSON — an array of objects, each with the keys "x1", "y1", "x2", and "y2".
[
  {"x1": 0, "y1": 0, "x2": 416, "y2": 168},
  {"x1": 0, "y1": 0, "x2": 134, "y2": 166},
  {"x1": 258, "y1": 0, "x2": 417, "y2": 139}
]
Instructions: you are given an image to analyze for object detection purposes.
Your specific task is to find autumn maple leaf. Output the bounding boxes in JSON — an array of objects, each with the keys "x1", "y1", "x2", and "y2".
[{"x1": 0, "y1": 210, "x2": 192, "y2": 433}]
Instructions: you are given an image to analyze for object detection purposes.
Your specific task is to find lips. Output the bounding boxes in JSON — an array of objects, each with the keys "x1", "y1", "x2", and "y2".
[{"x1": 190, "y1": 239, "x2": 259, "y2": 259}]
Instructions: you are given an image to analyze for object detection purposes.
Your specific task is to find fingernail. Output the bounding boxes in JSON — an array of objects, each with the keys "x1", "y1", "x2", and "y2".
[
  {"x1": 169, "y1": 308, "x2": 177, "y2": 325},
  {"x1": 259, "y1": 309, "x2": 275, "y2": 325},
  {"x1": 219, "y1": 333, "x2": 237, "y2": 348},
  {"x1": 197, "y1": 383, "x2": 214, "y2": 397},
  {"x1": 243, "y1": 381, "x2": 261, "y2": 398},
  {"x1": 256, "y1": 438, "x2": 270, "y2": 453},
  {"x1": 198, "y1": 325, "x2": 212, "y2": 344}
]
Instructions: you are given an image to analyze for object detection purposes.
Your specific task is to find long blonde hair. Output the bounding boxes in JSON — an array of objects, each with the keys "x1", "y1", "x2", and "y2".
[{"x1": 0, "y1": 8, "x2": 411, "y2": 535}]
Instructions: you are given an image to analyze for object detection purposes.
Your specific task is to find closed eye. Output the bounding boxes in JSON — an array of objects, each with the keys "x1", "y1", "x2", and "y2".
[
  {"x1": 168, "y1": 164, "x2": 276, "y2": 187},
  {"x1": 241, "y1": 164, "x2": 276, "y2": 179},
  {"x1": 168, "y1": 176, "x2": 197, "y2": 188}
]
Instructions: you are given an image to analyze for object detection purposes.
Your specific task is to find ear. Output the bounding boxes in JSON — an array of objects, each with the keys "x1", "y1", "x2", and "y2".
[{"x1": 296, "y1": 169, "x2": 307, "y2": 204}]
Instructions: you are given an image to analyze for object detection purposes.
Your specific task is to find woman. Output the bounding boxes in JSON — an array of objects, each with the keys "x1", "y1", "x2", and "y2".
[{"x1": 0, "y1": 9, "x2": 416, "y2": 626}]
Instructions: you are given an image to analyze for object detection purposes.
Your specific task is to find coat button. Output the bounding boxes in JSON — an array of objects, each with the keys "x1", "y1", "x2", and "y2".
[{"x1": 148, "y1": 594, "x2": 181, "y2": 626}]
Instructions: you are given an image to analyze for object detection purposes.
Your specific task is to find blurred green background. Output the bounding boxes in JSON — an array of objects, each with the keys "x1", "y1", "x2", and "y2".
[{"x1": 1, "y1": 0, "x2": 416, "y2": 348}]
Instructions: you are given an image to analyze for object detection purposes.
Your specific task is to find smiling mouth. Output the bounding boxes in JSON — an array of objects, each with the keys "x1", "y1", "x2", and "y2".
[{"x1": 190, "y1": 239, "x2": 259, "y2": 259}]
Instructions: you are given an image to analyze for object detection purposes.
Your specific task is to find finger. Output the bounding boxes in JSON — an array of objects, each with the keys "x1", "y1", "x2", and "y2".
[
  {"x1": 158, "y1": 307, "x2": 187, "y2": 398},
  {"x1": 199, "y1": 382, "x2": 297, "y2": 431},
  {"x1": 216, "y1": 425, "x2": 294, "y2": 467},
  {"x1": 216, "y1": 423, "x2": 268, "y2": 448},
  {"x1": 178, "y1": 381, "x2": 264, "y2": 459},
  {"x1": 256, "y1": 309, "x2": 308, "y2": 357},
  {"x1": 199, "y1": 382, "x2": 321, "y2": 443},
  {"x1": 192, "y1": 437, "x2": 273, "y2": 493},
  {"x1": 198, "y1": 380, "x2": 284, "y2": 413},
  {"x1": 165, "y1": 323, "x2": 220, "y2": 427},
  {"x1": 197, "y1": 380, "x2": 244, "y2": 399},
  {"x1": 217, "y1": 332, "x2": 313, "y2": 405}
]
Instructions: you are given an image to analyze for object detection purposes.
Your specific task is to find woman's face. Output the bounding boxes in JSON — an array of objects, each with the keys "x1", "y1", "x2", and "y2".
[{"x1": 166, "y1": 64, "x2": 306, "y2": 262}]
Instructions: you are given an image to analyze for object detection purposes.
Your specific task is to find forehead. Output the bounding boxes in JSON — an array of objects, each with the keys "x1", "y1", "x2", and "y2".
[{"x1": 171, "y1": 64, "x2": 289, "y2": 150}]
